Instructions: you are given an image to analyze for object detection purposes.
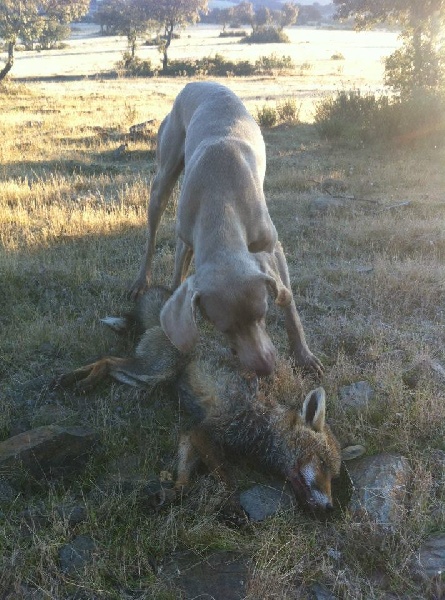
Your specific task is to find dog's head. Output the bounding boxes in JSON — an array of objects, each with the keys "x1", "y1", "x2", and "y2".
[{"x1": 160, "y1": 265, "x2": 291, "y2": 376}]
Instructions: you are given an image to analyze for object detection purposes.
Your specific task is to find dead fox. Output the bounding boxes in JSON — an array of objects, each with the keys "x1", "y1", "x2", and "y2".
[{"x1": 59, "y1": 287, "x2": 349, "y2": 513}]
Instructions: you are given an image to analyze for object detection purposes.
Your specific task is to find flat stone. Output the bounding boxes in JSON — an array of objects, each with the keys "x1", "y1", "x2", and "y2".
[
  {"x1": 410, "y1": 534, "x2": 445, "y2": 581},
  {"x1": 239, "y1": 483, "x2": 294, "y2": 521},
  {"x1": 0, "y1": 425, "x2": 98, "y2": 479},
  {"x1": 347, "y1": 453, "x2": 410, "y2": 527},
  {"x1": 161, "y1": 550, "x2": 248, "y2": 600}
]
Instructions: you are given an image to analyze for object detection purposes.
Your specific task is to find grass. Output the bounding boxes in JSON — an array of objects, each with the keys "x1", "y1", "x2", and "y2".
[{"x1": 1, "y1": 27, "x2": 445, "y2": 598}]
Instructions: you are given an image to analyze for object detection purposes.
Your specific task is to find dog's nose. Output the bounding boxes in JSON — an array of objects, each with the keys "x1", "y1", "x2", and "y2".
[
  {"x1": 251, "y1": 350, "x2": 276, "y2": 377},
  {"x1": 255, "y1": 360, "x2": 275, "y2": 377}
]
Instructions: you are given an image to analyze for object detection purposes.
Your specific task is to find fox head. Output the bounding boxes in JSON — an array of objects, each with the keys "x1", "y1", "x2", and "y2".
[{"x1": 282, "y1": 387, "x2": 342, "y2": 512}]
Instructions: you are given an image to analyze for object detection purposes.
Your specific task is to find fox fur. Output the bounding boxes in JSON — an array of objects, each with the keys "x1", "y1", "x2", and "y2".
[{"x1": 59, "y1": 286, "x2": 343, "y2": 512}]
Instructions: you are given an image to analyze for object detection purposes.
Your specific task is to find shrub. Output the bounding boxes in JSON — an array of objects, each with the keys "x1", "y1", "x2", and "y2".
[
  {"x1": 241, "y1": 26, "x2": 290, "y2": 44},
  {"x1": 255, "y1": 96, "x2": 301, "y2": 128},
  {"x1": 218, "y1": 30, "x2": 246, "y2": 38},
  {"x1": 331, "y1": 52, "x2": 345, "y2": 60},
  {"x1": 255, "y1": 53, "x2": 294, "y2": 74},
  {"x1": 117, "y1": 54, "x2": 154, "y2": 77},
  {"x1": 314, "y1": 88, "x2": 445, "y2": 145},
  {"x1": 256, "y1": 104, "x2": 278, "y2": 128},
  {"x1": 276, "y1": 97, "x2": 300, "y2": 123}
]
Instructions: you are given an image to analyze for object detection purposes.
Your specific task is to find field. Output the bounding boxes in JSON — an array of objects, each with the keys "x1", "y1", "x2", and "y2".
[{"x1": 1, "y1": 23, "x2": 445, "y2": 599}]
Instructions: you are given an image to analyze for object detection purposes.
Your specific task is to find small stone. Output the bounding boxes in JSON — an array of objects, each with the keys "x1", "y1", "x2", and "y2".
[
  {"x1": 402, "y1": 358, "x2": 445, "y2": 389},
  {"x1": 339, "y1": 381, "x2": 374, "y2": 410},
  {"x1": 239, "y1": 483, "x2": 294, "y2": 522},
  {"x1": 0, "y1": 478, "x2": 17, "y2": 503},
  {"x1": 56, "y1": 504, "x2": 87, "y2": 526},
  {"x1": 59, "y1": 535, "x2": 96, "y2": 574},
  {"x1": 410, "y1": 534, "x2": 445, "y2": 582},
  {"x1": 311, "y1": 582, "x2": 337, "y2": 599}
]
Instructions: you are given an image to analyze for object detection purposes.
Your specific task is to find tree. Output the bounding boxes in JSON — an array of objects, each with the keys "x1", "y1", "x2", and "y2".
[
  {"x1": 95, "y1": 0, "x2": 154, "y2": 58},
  {"x1": 231, "y1": 1, "x2": 254, "y2": 29},
  {"x1": 148, "y1": 0, "x2": 208, "y2": 71},
  {"x1": 334, "y1": 0, "x2": 445, "y2": 95},
  {"x1": 0, "y1": 0, "x2": 89, "y2": 80},
  {"x1": 218, "y1": 6, "x2": 234, "y2": 33}
]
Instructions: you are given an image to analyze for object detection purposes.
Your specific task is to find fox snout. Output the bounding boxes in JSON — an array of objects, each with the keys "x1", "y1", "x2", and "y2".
[{"x1": 287, "y1": 463, "x2": 334, "y2": 512}]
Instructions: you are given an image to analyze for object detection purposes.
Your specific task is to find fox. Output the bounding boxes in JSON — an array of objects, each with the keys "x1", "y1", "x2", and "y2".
[{"x1": 58, "y1": 286, "x2": 352, "y2": 513}]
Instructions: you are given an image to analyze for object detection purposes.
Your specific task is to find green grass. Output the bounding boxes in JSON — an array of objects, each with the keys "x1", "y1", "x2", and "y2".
[{"x1": 1, "y1": 78, "x2": 445, "y2": 598}]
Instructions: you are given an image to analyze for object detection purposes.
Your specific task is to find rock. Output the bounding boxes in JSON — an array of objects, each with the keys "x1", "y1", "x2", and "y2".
[
  {"x1": 402, "y1": 358, "x2": 445, "y2": 389},
  {"x1": 161, "y1": 550, "x2": 248, "y2": 599},
  {"x1": 347, "y1": 453, "x2": 410, "y2": 527},
  {"x1": 239, "y1": 483, "x2": 294, "y2": 522},
  {"x1": 0, "y1": 425, "x2": 98, "y2": 480},
  {"x1": 410, "y1": 534, "x2": 445, "y2": 582},
  {"x1": 59, "y1": 534, "x2": 96, "y2": 574},
  {"x1": 339, "y1": 381, "x2": 374, "y2": 410}
]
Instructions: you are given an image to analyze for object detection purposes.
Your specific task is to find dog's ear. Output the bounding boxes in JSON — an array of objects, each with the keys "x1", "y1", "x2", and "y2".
[{"x1": 160, "y1": 277, "x2": 199, "y2": 353}]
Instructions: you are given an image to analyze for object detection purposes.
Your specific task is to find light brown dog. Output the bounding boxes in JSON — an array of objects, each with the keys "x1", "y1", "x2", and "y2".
[{"x1": 129, "y1": 82, "x2": 322, "y2": 376}]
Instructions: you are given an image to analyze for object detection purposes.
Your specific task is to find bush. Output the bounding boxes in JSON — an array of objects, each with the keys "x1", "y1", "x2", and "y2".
[
  {"x1": 255, "y1": 53, "x2": 294, "y2": 74},
  {"x1": 162, "y1": 54, "x2": 255, "y2": 77},
  {"x1": 255, "y1": 96, "x2": 300, "y2": 128},
  {"x1": 117, "y1": 54, "x2": 154, "y2": 77},
  {"x1": 276, "y1": 97, "x2": 301, "y2": 123},
  {"x1": 218, "y1": 30, "x2": 246, "y2": 38},
  {"x1": 115, "y1": 52, "x2": 293, "y2": 79},
  {"x1": 241, "y1": 26, "x2": 290, "y2": 44},
  {"x1": 314, "y1": 88, "x2": 445, "y2": 145},
  {"x1": 256, "y1": 104, "x2": 278, "y2": 128}
]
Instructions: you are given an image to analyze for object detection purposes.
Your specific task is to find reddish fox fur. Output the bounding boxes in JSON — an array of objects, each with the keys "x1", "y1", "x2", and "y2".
[{"x1": 59, "y1": 287, "x2": 344, "y2": 512}]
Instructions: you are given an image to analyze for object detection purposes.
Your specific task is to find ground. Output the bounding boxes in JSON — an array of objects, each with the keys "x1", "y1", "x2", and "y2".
[{"x1": 0, "y1": 22, "x2": 444, "y2": 599}]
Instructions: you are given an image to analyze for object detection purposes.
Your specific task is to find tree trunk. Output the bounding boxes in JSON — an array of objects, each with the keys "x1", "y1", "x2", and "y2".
[
  {"x1": 0, "y1": 41, "x2": 15, "y2": 82},
  {"x1": 162, "y1": 23, "x2": 173, "y2": 72},
  {"x1": 412, "y1": 26, "x2": 423, "y2": 88}
]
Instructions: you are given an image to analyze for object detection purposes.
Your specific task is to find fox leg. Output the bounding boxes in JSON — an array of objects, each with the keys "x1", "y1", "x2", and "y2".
[{"x1": 57, "y1": 356, "x2": 154, "y2": 391}]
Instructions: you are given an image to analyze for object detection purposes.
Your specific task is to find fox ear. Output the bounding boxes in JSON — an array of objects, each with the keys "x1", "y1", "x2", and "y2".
[
  {"x1": 160, "y1": 276, "x2": 199, "y2": 353},
  {"x1": 301, "y1": 387, "x2": 326, "y2": 432}
]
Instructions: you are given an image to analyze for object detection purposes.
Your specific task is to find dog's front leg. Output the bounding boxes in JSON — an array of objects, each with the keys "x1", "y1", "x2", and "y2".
[{"x1": 274, "y1": 243, "x2": 324, "y2": 376}]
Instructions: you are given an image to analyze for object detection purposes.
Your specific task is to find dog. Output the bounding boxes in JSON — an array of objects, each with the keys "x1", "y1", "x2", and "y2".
[
  {"x1": 128, "y1": 82, "x2": 323, "y2": 377},
  {"x1": 58, "y1": 287, "x2": 358, "y2": 513}
]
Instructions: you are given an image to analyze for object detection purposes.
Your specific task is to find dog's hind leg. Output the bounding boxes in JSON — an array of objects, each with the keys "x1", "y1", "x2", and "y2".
[{"x1": 129, "y1": 115, "x2": 186, "y2": 299}]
